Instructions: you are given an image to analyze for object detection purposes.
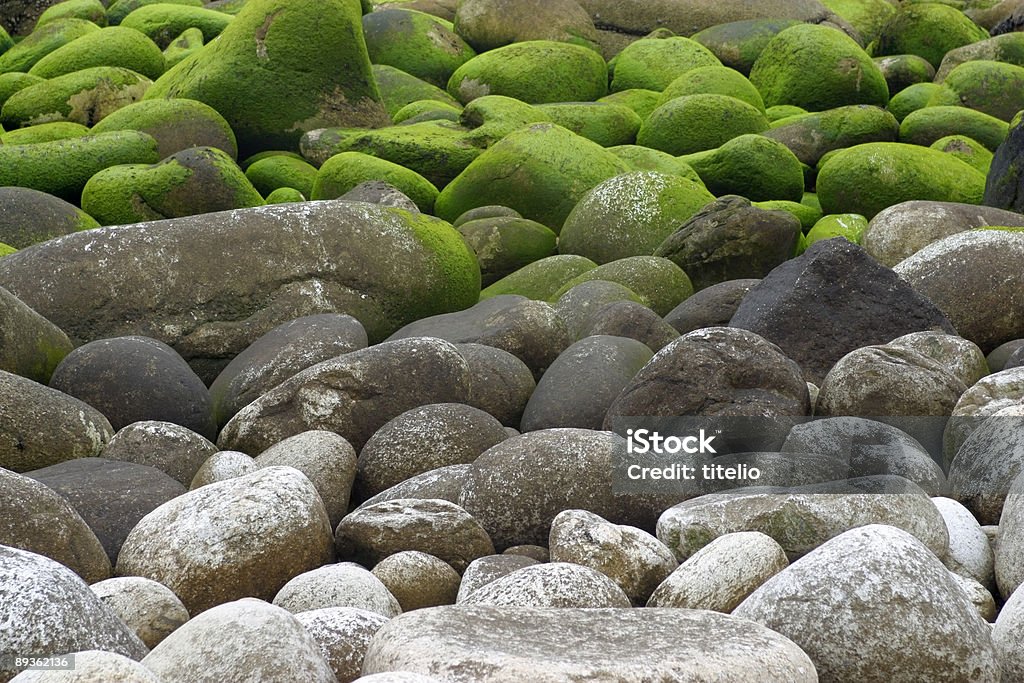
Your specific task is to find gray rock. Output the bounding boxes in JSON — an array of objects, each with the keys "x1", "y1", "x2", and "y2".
[
  {"x1": 664, "y1": 278, "x2": 758, "y2": 334},
  {"x1": 371, "y1": 551, "x2": 461, "y2": 611},
  {"x1": 455, "y1": 343, "x2": 536, "y2": 426},
  {"x1": 0, "y1": 285, "x2": 72, "y2": 384},
  {"x1": 456, "y1": 555, "x2": 539, "y2": 603},
  {"x1": 100, "y1": 420, "x2": 217, "y2": 489},
  {"x1": 459, "y1": 562, "x2": 631, "y2": 608},
  {"x1": 553, "y1": 280, "x2": 643, "y2": 339},
  {"x1": 340, "y1": 180, "x2": 420, "y2": 213},
  {"x1": 294, "y1": 607, "x2": 391, "y2": 683},
  {"x1": 763, "y1": 105, "x2": 899, "y2": 167},
  {"x1": 950, "y1": 406, "x2": 1024, "y2": 526},
  {"x1": 90, "y1": 576, "x2": 190, "y2": 649},
  {"x1": 188, "y1": 450, "x2": 255, "y2": 489},
  {"x1": 995, "y1": 470, "x2": 1024, "y2": 599},
  {"x1": 944, "y1": 368, "x2": 1024, "y2": 470},
  {"x1": 272, "y1": 563, "x2": 401, "y2": 618},
  {"x1": 453, "y1": 0, "x2": 599, "y2": 52},
  {"x1": 988, "y1": 339, "x2": 1024, "y2": 372},
  {"x1": 934, "y1": 496, "x2": 994, "y2": 587},
  {"x1": 985, "y1": 117, "x2": 1024, "y2": 212},
  {"x1": 0, "y1": 185, "x2": 99, "y2": 249},
  {"x1": 356, "y1": 464, "x2": 470, "y2": 511},
  {"x1": 993, "y1": 579, "x2": 1024, "y2": 679},
  {"x1": 577, "y1": 300, "x2": 680, "y2": 352},
  {"x1": 950, "y1": 572, "x2": 998, "y2": 623},
  {"x1": 887, "y1": 331, "x2": 989, "y2": 390}
]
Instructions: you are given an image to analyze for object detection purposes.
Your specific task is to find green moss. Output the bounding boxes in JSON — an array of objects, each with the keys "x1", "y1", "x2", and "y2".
[
  {"x1": 657, "y1": 65, "x2": 765, "y2": 112},
  {"x1": 0, "y1": 120, "x2": 89, "y2": 144},
  {"x1": 0, "y1": 130, "x2": 160, "y2": 201},
  {"x1": 363, "y1": 8, "x2": 475, "y2": 88},
  {"x1": 935, "y1": 33, "x2": 1024, "y2": 82},
  {"x1": 2, "y1": 66, "x2": 151, "y2": 128},
  {"x1": 754, "y1": 199, "x2": 822, "y2": 232},
  {"x1": 607, "y1": 145, "x2": 704, "y2": 184},
  {"x1": 750, "y1": 24, "x2": 889, "y2": 111},
  {"x1": 690, "y1": 18, "x2": 802, "y2": 76},
  {"x1": 534, "y1": 102, "x2": 641, "y2": 147},
  {"x1": 887, "y1": 81, "x2": 942, "y2": 121},
  {"x1": 91, "y1": 97, "x2": 237, "y2": 159},
  {"x1": 927, "y1": 60, "x2": 1024, "y2": 121},
  {"x1": 240, "y1": 149, "x2": 304, "y2": 168},
  {"x1": 403, "y1": 208, "x2": 482, "y2": 312},
  {"x1": 637, "y1": 93, "x2": 769, "y2": 155},
  {"x1": 597, "y1": 89, "x2": 661, "y2": 121},
  {"x1": 263, "y1": 186, "x2": 305, "y2": 203},
  {"x1": 447, "y1": 40, "x2": 607, "y2": 105},
  {"x1": 244, "y1": 154, "x2": 317, "y2": 197},
  {"x1": 899, "y1": 105, "x2": 1008, "y2": 150},
  {"x1": 29, "y1": 26, "x2": 166, "y2": 80},
  {"x1": 552, "y1": 256, "x2": 693, "y2": 316},
  {"x1": 162, "y1": 27, "x2": 204, "y2": 68},
  {"x1": 766, "y1": 104, "x2": 808, "y2": 122},
  {"x1": 457, "y1": 216, "x2": 557, "y2": 285},
  {"x1": 805, "y1": 213, "x2": 867, "y2": 248},
  {"x1": 458, "y1": 94, "x2": 550, "y2": 148},
  {"x1": 374, "y1": 63, "x2": 459, "y2": 119},
  {"x1": 0, "y1": 18, "x2": 100, "y2": 74},
  {"x1": 479, "y1": 254, "x2": 597, "y2": 301},
  {"x1": 0, "y1": 243, "x2": 17, "y2": 258},
  {"x1": 681, "y1": 133, "x2": 804, "y2": 202},
  {"x1": 393, "y1": 99, "x2": 461, "y2": 124},
  {"x1": 816, "y1": 142, "x2": 986, "y2": 218},
  {"x1": 36, "y1": 0, "x2": 108, "y2": 28},
  {"x1": 820, "y1": 0, "x2": 897, "y2": 44},
  {"x1": 929, "y1": 134, "x2": 993, "y2": 174},
  {"x1": 875, "y1": 3, "x2": 989, "y2": 69},
  {"x1": 0, "y1": 26, "x2": 13, "y2": 58},
  {"x1": 121, "y1": 3, "x2": 233, "y2": 48},
  {"x1": 872, "y1": 54, "x2": 935, "y2": 95},
  {"x1": 610, "y1": 36, "x2": 720, "y2": 92},
  {"x1": 310, "y1": 150, "x2": 439, "y2": 212},
  {"x1": 763, "y1": 104, "x2": 900, "y2": 166},
  {"x1": 107, "y1": 0, "x2": 204, "y2": 26}
]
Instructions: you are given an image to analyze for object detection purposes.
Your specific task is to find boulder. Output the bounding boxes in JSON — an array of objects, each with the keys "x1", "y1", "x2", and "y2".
[
  {"x1": 100, "y1": 420, "x2": 216, "y2": 488},
  {"x1": 459, "y1": 562, "x2": 630, "y2": 608},
  {"x1": 90, "y1": 576, "x2": 190, "y2": 649},
  {"x1": 455, "y1": 343, "x2": 536, "y2": 427},
  {"x1": 272, "y1": 562, "x2": 401, "y2": 617},
  {"x1": 371, "y1": 551, "x2": 461, "y2": 611},
  {"x1": 0, "y1": 285, "x2": 72, "y2": 384},
  {"x1": 0, "y1": 186, "x2": 99, "y2": 249}
]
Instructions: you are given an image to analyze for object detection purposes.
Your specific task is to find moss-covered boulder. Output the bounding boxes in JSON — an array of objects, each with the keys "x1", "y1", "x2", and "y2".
[
  {"x1": 120, "y1": 3, "x2": 232, "y2": 48},
  {"x1": 558, "y1": 171, "x2": 714, "y2": 264},
  {"x1": 81, "y1": 145, "x2": 264, "y2": 225},
  {"x1": 0, "y1": 120, "x2": 87, "y2": 144},
  {"x1": 930, "y1": 134, "x2": 993, "y2": 174},
  {"x1": 446, "y1": 40, "x2": 607, "y2": 105},
  {"x1": 0, "y1": 18, "x2": 100, "y2": 74},
  {"x1": 244, "y1": 154, "x2": 317, "y2": 198},
  {"x1": 935, "y1": 32, "x2": 1024, "y2": 82},
  {"x1": 875, "y1": 3, "x2": 989, "y2": 70},
  {"x1": 656, "y1": 65, "x2": 765, "y2": 112},
  {"x1": 1, "y1": 65, "x2": 151, "y2": 128},
  {"x1": 681, "y1": 134, "x2": 805, "y2": 202},
  {"x1": 690, "y1": 19, "x2": 802, "y2": 76},
  {"x1": 0, "y1": 130, "x2": 160, "y2": 201},
  {"x1": 107, "y1": 0, "x2": 204, "y2": 26},
  {"x1": 817, "y1": 142, "x2": 987, "y2": 218},
  {"x1": 453, "y1": 0, "x2": 598, "y2": 53},
  {"x1": 749, "y1": 24, "x2": 889, "y2": 111},
  {"x1": 435, "y1": 122, "x2": 631, "y2": 230},
  {"x1": 637, "y1": 93, "x2": 769, "y2": 156},
  {"x1": 607, "y1": 145, "x2": 703, "y2": 182},
  {"x1": 28, "y1": 26, "x2": 165, "y2": 79},
  {"x1": 0, "y1": 26, "x2": 11, "y2": 57},
  {"x1": 763, "y1": 104, "x2": 900, "y2": 166},
  {"x1": 363, "y1": 9, "x2": 474, "y2": 88},
  {"x1": 754, "y1": 198, "x2": 822, "y2": 232},
  {"x1": 552, "y1": 256, "x2": 693, "y2": 316},
  {"x1": 457, "y1": 216, "x2": 558, "y2": 285},
  {"x1": 162, "y1": 26, "x2": 203, "y2": 68},
  {"x1": 35, "y1": 0, "x2": 107, "y2": 28},
  {"x1": 0, "y1": 186, "x2": 99, "y2": 248},
  {"x1": 886, "y1": 81, "x2": 942, "y2": 122},
  {"x1": 144, "y1": 0, "x2": 390, "y2": 157},
  {"x1": 480, "y1": 254, "x2": 596, "y2": 301},
  {"x1": 899, "y1": 105, "x2": 1009, "y2": 151},
  {"x1": 819, "y1": 0, "x2": 896, "y2": 44},
  {"x1": 310, "y1": 150, "x2": 439, "y2": 212},
  {"x1": 927, "y1": 60, "x2": 1024, "y2": 122},
  {"x1": 393, "y1": 98, "x2": 462, "y2": 124},
  {"x1": 457, "y1": 94, "x2": 550, "y2": 147},
  {"x1": 873, "y1": 54, "x2": 936, "y2": 96},
  {"x1": 597, "y1": 88, "x2": 660, "y2": 120},
  {"x1": 609, "y1": 35, "x2": 720, "y2": 92},
  {"x1": 90, "y1": 97, "x2": 237, "y2": 159},
  {"x1": 533, "y1": 102, "x2": 640, "y2": 147},
  {"x1": 374, "y1": 63, "x2": 459, "y2": 119},
  {"x1": 264, "y1": 187, "x2": 304, "y2": 203},
  {"x1": 804, "y1": 212, "x2": 867, "y2": 248},
  {"x1": 0, "y1": 73, "x2": 44, "y2": 109}
]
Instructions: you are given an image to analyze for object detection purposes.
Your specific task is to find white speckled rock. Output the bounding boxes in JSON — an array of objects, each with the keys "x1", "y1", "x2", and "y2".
[
  {"x1": 0, "y1": 546, "x2": 147, "y2": 683},
  {"x1": 949, "y1": 572, "x2": 997, "y2": 623},
  {"x1": 932, "y1": 496, "x2": 994, "y2": 589},
  {"x1": 294, "y1": 607, "x2": 390, "y2": 683},
  {"x1": 356, "y1": 464, "x2": 470, "y2": 511},
  {"x1": 459, "y1": 562, "x2": 631, "y2": 608},
  {"x1": 273, "y1": 562, "x2": 401, "y2": 618},
  {"x1": 886, "y1": 331, "x2": 989, "y2": 390},
  {"x1": 993, "y1": 582, "x2": 1024, "y2": 679},
  {"x1": 187, "y1": 450, "x2": 255, "y2": 489},
  {"x1": 996, "y1": 470, "x2": 1024, "y2": 599},
  {"x1": 456, "y1": 555, "x2": 539, "y2": 603},
  {"x1": 141, "y1": 598, "x2": 335, "y2": 683},
  {"x1": 647, "y1": 531, "x2": 788, "y2": 611},
  {"x1": 943, "y1": 368, "x2": 1024, "y2": 469},
  {"x1": 950, "y1": 405, "x2": 1024, "y2": 525},
  {"x1": 734, "y1": 524, "x2": 999, "y2": 681},
  {"x1": 115, "y1": 466, "x2": 334, "y2": 615},
  {"x1": 90, "y1": 576, "x2": 190, "y2": 649},
  {"x1": 101, "y1": 420, "x2": 217, "y2": 488},
  {"x1": 371, "y1": 551, "x2": 461, "y2": 611},
  {"x1": 9, "y1": 650, "x2": 161, "y2": 683},
  {"x1": 548, "y1": 509, "x2": 676, "y2": 604},
  {"x1": 361, "y1": 605, "x2": 818, "y2": 680},
  {"x1": 255, "y1": 430, "x2": 357, "y2": 528}
]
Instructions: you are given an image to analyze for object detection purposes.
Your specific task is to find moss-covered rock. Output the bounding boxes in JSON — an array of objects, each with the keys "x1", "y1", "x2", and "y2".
[
  {"x1": 81, "y1": 145, "x2": 264, "y2": 225},
  {"x1": 0, "y1": 130, "x2": 160, "y2": 201},
  {"x1": 457, "y1": 94, "x2": 550, "y2": 147},
  {"x1": 606, "y1": 145, "x2": 703, "y2": 182},
  {"x1": 120, "y1": 3, "x2": 232, "y2": 48},
  {"x1": 690, "y1": 18, "x2": 802, "y2": 76},
  {"x1": 873, "y1": 54, "x2": 936, "y2": 95},
  {"x1": 446, "y1": 40, "x2": 607, "y2": 105},
  {"x1": 804, "y1": 212, "x2": 867, "y2": 248},
  {"x1": 2, "y1": 66, "x2": 151, "y2": 128},
  {"x1": 310, "y1": 150, "x2": 439, "y2": 212},
  {"x1": 609, "y1": 35, "x2": 720, "y2": 92},
  {"x1": 453, "y1": 204, "x2": 521, "y2": 226},
  {"x1": 534, "y1": 102, "x2": 640, "y2": 147},
  {"x1": 929, "y1": 134, "x2": 993, "y2": 173},
  {"x1": 552, "y1": 256, "x2": 693, "y2": 316},
  {"x1": 764, "y1": 104, "x2": 900, "y2": 166},
  {"x1": 36, "y1": 0, "x2": 107, "y2": 28},
  {"x1": 0, "y1": 18, "x2": 100, "y2": 74},
  {"x1": 91, "y1": 97, "x2": 238, "y2": 159},
  {"x1": 558, "y1": 170, "x2": 714, "y2": 264},
  {"x1": 0, "y1": 73, "x2": 44, "y2": 109},
  {"x1": 886, "y1": 81, "x2": 942, "y2": 121},
  {"x1": 820, "y1": 0, "x2": 897, "y2": 44},
  {"x1": 374, "y1": 63, "x2": 460, "y2": 118},
  {"x1": 0, "y1": 120, "x2": 87, "y2": 145},
  {"x1": 597, "y1": 89, "x2": 660, "y2": 120},
  {"x1": 28, "y1": 26, "x2": 165, "y2": 80},
  {"x1": 0, "y1": 26, "x2": 11, "y2": 57},
  {"x1": 927, "y1": 60, "x2": 1024, "y2": 121},
  {"x1": 363, "y1": 8, "x2": 474, "y2": 88},
  {"x1": 875, "y1": 3, "x2": 990, "y2": 69},
  {"x1": 392, "y1": 98, "x2": 462, "y2": 124},
  {"x1": 107, "y1": 0, "x2": 204, "y2": 26},
  {"x1": 935, "y1": 32, "x2": 1024, "y2": 82},
  {"x1": 637, "y1": 93, "x2": 769, "y2": 156},
  {"x1": 750, "y1": 24, "x2": 889, "y2": 111},
  {"x1": 0, "y1": 243, "x2": 16, "y2": 257},
  {"x1": 452, "y1": 0, "x2": 600, "y2": 53},
  {"x1": 816, "y1": 142, "x2": 987, "y2": 218},
  {"x1": 264, "y1": 186, "x2": 304, "y2": 203},
  {"x1": 754, "y1": 198, "x2": 822, "y2": 232},
  {"x1": 899, "y1": 104, "x2": 1009, "y2": 150},
  {"x1": 681, "y1": 133, "x2": 805, "y2": 202},
  {"x1": 457, "y1": 216, "x2": 557, "y2": 285},
  {"x1": 480, "y1": 254, "x2": 596, "y2": 301},
  {"x1": 765, "y1": 104, "x2": 807, "y2": 121},
  {"x1": 435, "y1": 122, "x2": 631, "y2": 230},
  {"x1": 144, "y1": 0, "x2": 389, "y2": 157},
  {"x1": 162, "y1": 26, "x2": 204, "y2": 68},
  {"x1": 0, "y1": 185, "x2": 99, "y2": 248},
  {"x1": 244, "y1": 154, "x2": 317, "y2": 198},
  {"x1": 656, "y1": 65, "x2": 765, "y2": 112}
]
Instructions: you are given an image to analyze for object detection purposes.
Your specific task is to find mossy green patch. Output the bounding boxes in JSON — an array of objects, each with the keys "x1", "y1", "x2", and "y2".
[
  {"x1": 681, "y1": 133, "x2": 804, "y2": 202},
  {"x1": 763, "y1": 104, "x2": 900, "y2": 167},
  {"x1": 0, "y1": 26, "x2": 13, "y2": 58},
  {"x1": 121, "y1": 3, "x2": 233, "y2": 48},
  {"x1": 0, "y1": 18, "x2": 100, "y2": 74},
  {"x1": 929, "y1": 134, "x2": 993, "y2": 174},
  {"x1": 447, "y1": 40, "x2": 607, "y2": 105},
  {"x1": 887, "y1": 81, "x2": 942, "y2": 121},
  {"x1": 0, "y1": 130, "x2": 160, "y2": 201},
  {"x1": 552, "y1": 256, "x2": 693, "y2": 316},
  {"x1": 263, "y1": 186, "x2": 305, "y2": 203},
  {"x1": 657, "y1": 65, "x2": 765, "y2": 112},
  {"x1": 29, "y1": 26, "x2": 166, "y2": 80},
  {"x1": 820, "y1": 0, "x2": 897, "y2": 44},
  {"x1": 374, "y1": 63, "x2": 460, "y2": 119},
  {"x1": 457, "y1": 94, "x2": 550, "y2": 148},
  {"x1": 107, "y1": 0, "x2": 204, "y2": 26},
  {"x1": 874, "y1": 3, "x2": 989, "y2": 69},
  {"x1": 0, "y1": 120, "x2": 88, "y2": 144},
  {"x1": 750, "y1": 24, "x2": 889, "y2": 111},
  {"x1": 162, "y1": 27, "x2": 204, "y2": 68},
  {"x1": 927, "y1": 60, "x2": 1024, "y2": 121},
  {"x1": 766, "y1": 104, "x2": 807, "y2": 122},
  {"x1": 754, "y1": 199, "x2": 822, "y2": 232},
  {"x1": 457, "y1": 216, "x2": 557, "y2": 286},
  {"x1": 607, "y1": 145, "x2": 704, "y2": 184},
  {"x1": 240, "y1": 149, "x2": 304, "y2": 168},
  {"x1": 0, "y1": 243, "x2": 16, "y2": 257},
  {"x1": 310, "y1": 150, "x2": 439, "y2": 212},
  {"x1": 597, "y1": 89, "x2": 661, "y2": 121},
  {"x1": 92, "y1": 97, "x2": 237, "y2": 159},
  {"x1": 609, "y1": 35, "x2": 720, "y2": 92},
  {"x1": 637, "y1": 93, "x2": 769, "y2": 156},
  {"x1": 244, "y1": 154, "x2": 317, "y2": 197},
  {"x1": 393, "y1": 99, "x2": 462, "y2": 124},
  {"x1": 816, "y1": 142, "x2": 986, "y2": 218},
  {"x1": 402, "y1": 207, "x2": 482, "y2": 311},
  {"x1": 804, "y1": 213, "x2": 867, "y2": 249},
  {"x1": 534, "y1": 102, "x2": 641, "y2": 147},
  {"x1": 363, "y1": 8, "x2": 475, "y2": 88},
  {"x1": 899, "y1": 104, "x2": 1008, "y2": 150},
  {"x1": 873, "y1": 54, "x2": 935, "y2": 96},
  {"x1": 36, "y1": 0, "x2": 108, "y2": 28},
  {"x1": 479, "y1": 254, "x2": 597, "y2": 301},
  {"x1": 1, "y1": 66, "x2": 151, "y2": 128},
  {"x1": 935, "y1": 33, "x2": 1024, "y2": 82},
  {"x1": 690, "y1": 18, "x2": 802, "y2": 76}
]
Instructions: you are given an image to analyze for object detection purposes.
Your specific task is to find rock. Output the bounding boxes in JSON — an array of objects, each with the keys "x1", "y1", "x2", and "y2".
[
  {"x1": 210, "y1": 313, "x2": 368, "y2": 427},
  {"x1": 49, "y1": 335, "x2": 216, "y2": 439},
  {"x1": 0, "y1": 546, "x2": 147, "y2": 683},
  {"x1": 455, "y1": 343, "x2": 535, "y2": 427},
  {"x1": 664, "y1": 279, "x2": 758, "y2": 334},
  {"x1": 294, "y1": 607, "x2": 391, "y2": 683},
  {"x1": 8, "y1": 650, "x2": 162, "y2": 683},
  {"x1": 116, "y1": 466, "x2": 334, "y2": 615},
  {"x1": 142, "y1": 598, "x2": 336, "y2": 682},
  {"x1": 993, "y1": 581, "x2": 1024, "y2": 678},
  {"x1": 554, "y1": 282, "x2": 643, "y2": 339},
  {"x1": 189, "y1": 450, "x2": 255, "y2": 489},
  {"x1": 900, "y1": 105, "x2": 1008, "y2": 152},
  {"x1": 681, "y1": 134, "x2": 804, "y2": 202},
  {"x1": 480, "y1": 253, "x2": 598, "y2": 301},
  {"x1": 357, "y1": 464, "x2": 469, "y2": 511},
  {"x1": 503, "y1": 545, "x2": 549, "y2": 562},
  {"x1": 311, "y1": 151, "x2": 439, "y2": 213},
  {"x1": 873, "y1": 53, "x2": 935, "y2": 93},
  {"x1": 90, "y1": 576, "x2": 190, "y2": 649},
  {"x1": 689, "y1": 18, "x2": 802, "y2": 76},
  {"x1": 0, "y1": 285, "x2": 72, "y2": 384},
  {"x1": 371, "y1": 551, "x2": 461, "y2": 611},
  {"x1": 0, "y1": 370, "x2": 113, "y2": 473},
  {"x1": 609, "y1": 35, "x2": 720, "y2": 92},
  {"x1": 990, "y1": 339, "x2": 1024, "y2": 372},
  {"x1": 364, "y1": 9, "x2": 474, "y2": 88},
  {"x1": 245, "y1": 154, "x2": 317, "y2": 198},
  {"x1": 733, "y1": 525, "x2": 999, "y2": 681},
  {"x1": 655, "y1": 64, "x2": 764, "y2": 112},
  {"x1": 90, "y1": 97, "x2": 238, "y2": 160},
  {"x1": 272, "y1": 562, "x2": 401, "y2": 618},
  {"x1": 951, "y1": 572, "x2": 998, "y2": 623},
  {"x1": 456, "y1": 555, "x2": 538, "y2": 603},
  {"x1": 654, "y1": 196, "x2": 800, "y2": 292},
  {"x1": 340, "y1": 180, "x2": 420, "y2": 213},
  {"x1": 552, "y1": 256, "x2": 692, "y2": 317},
  {"x1": 362, "y1": 604, "x2": 818, "y2": 680},
  {"x1": 944, "y1": 368, "x2": 1024, "y2": 470},
  {"x1": 637, "y1": 94, "x2": 768, "y2": 156},
  {"x1": 456, "y1": 216, "x2": 557, "y2": 287},
  {"x1": 336, "y1": 498, "x2": 494, "y2": 572},
  {"x1": 0, "y1": 186, "x2": 99, "y2": 250},
  {"x1": 986, "y1": 118, "x2": 1024, "y2": 213},
  {"x1": 875, "y1": 3, "x2": 991, "y2": 69},
  {"x1": 101, "y1": 420, "x2": 216, "y2": 488},
  {"x1": 356, "y1": 403, "x2": 506, "y2": 500},
  {"x1": 647, "y1": 531, "x2": 788, "y2": 611},
  {"x1": 1, "y1": 66, "x2": 151, "y2": 129},
  {"x1": 143, "y1": 0, "x2": 389, "y2": 156},
  {"x1": 950, "y1": 407, "x2": 1024, "y2": 527},
  {"x1": 120, "y1": 4, "x2": 230, "y2": 48},
  {"x1": 729, "y1": 238, "x2": 957, "y2": 384},
  {"x1": 452, "y1": 0, "x2": 599, "y2": 53},
  {"x1": 763, "y1": 104, "x2": 899, "y2": 168},
  {"x1": 459, "y1": 562, "x2": 630, "y2": 608},
  {"x1": 932, "y1": 497, "x2": 994, "y2": 589},
  {"x1": 28, "y1": 25, "x2": 164, "y2": 79},
  {"x1": 577, "y1": 300, "x2": 680, "y2": 352},
  {"x1": 931, "y1": 135, "x2": 995, "y2": 176},
  {"x1": 887, "y1": 332, "x2": 989, "y2": 391}
]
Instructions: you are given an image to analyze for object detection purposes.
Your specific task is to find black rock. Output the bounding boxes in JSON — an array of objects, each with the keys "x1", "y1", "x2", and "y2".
[
  {"x1": 665, "y1": 279, "x2": 759, "y2": 334},
  {"x1": 580, "y1": 301, "x2": 680, "y2": 352},
  {"x1": 455, "y1": 343, "x2": 536, "y2": 427},
  {"x1": 984, "y1": 119, "x2": 1024, "y2": 211}
]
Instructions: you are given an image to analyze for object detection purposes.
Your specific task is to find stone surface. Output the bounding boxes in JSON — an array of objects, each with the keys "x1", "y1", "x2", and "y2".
[
  {"x1": 188, "y1": 450, "x2": 255, "y2": 489},
  {"x1": 294, "y1": 607, "x2": 390, "y2": 683},
  {"x1": 933, "y1": 497, "x2": 994, "y2": 589},
  {"x1": 100, "y1": 420, "x2": 216, "y2": 488},
  {"x1": 457, "y1": 555, "x2": 539, "y2": 603},
  {"x1": 90, "y1": 576, "x2": 190, "y2": 649},
  {"x1": 371, "y1": 551, "x2": 461, "y2": 611},
  {"x1": 949, "y1": 407, "x2": 1024, "y2": 526},
  {"x1": 8, "y1": 650, "x2": 162, "y2": 683},
  {"x1": 664, "y1": 279, "x2": 758, "y2": 335},
  {"x1": 455, "y1": 343, "x2": 536, "y2": 427},
  {"x1": 994, "y1": 470, "x2": 1024, "y2": 599},
  {"x1": 0, "y1": 285, "x2": 72, "y2": 384},
  {"x1": 459, "y1": 562, "x2": 631, "y2": 608},
  {"x1": 272, "y1": 562, "x2": 401, "y2": 618}
]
